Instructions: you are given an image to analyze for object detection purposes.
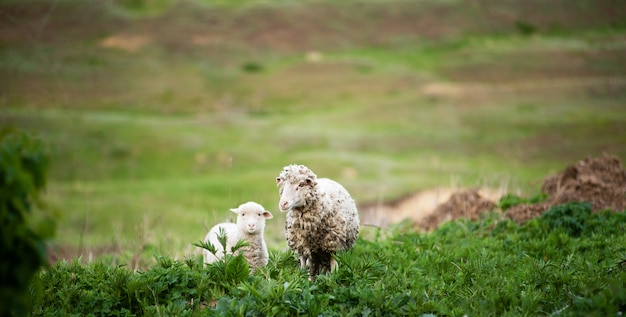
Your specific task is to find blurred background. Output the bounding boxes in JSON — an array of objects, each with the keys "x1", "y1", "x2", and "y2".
[{"x1": 1, "y1": 0, "x2": 625, "y2": 267}]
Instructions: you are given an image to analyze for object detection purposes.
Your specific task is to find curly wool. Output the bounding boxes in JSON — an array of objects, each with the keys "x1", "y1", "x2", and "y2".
[
  {"x1": 237, "y1": 230, "x2": 268, "y2": 269},
  {"x1": 278, "y1": 165, "x2": 359, "y2": 279},
  {"x1": 278, "y1": 164, "x2": 317, "y2": 184}
]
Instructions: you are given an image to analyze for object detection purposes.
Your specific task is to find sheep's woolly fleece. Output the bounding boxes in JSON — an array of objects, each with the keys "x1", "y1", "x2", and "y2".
[
  {"x1": 277, "y1": 164, "x2": 359, "y2": 279},
  {"x1": 277, "y1": 164, "x2": 317, "y2": 184}
]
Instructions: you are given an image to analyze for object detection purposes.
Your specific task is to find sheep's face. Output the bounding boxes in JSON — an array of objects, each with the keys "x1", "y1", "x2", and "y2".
[
  {"x1": 232, "y1": 202, "x2": 273, "y2": 234},
  {"x1": 277, "y1": 177, "x2": 316, "y2": 212}
]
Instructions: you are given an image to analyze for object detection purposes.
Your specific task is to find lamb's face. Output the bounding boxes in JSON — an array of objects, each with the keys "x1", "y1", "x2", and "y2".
[
  {"x1": 232, "y1": 202, "x2": 273, "y2": 234},
  {"x1": 277, "y1": 177, "x2": 315, "y2": 212}
]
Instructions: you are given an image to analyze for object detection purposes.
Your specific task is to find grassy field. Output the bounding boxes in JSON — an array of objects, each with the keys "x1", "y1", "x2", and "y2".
[{"x1": 1, "y1": 0, "x2": 626, "y2": 266}]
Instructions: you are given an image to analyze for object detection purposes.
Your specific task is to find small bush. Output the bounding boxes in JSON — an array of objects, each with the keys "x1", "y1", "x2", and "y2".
[
  {"x1": 539, "y1": 201, "x2": 592, "y2": 237},
  {"x1": 0, "y1": 129, "x2": 54, "y2": 316},
  {"x1": 241, "y1": 62, "x2": 264, "y2": 73},
  {"x1": 515, "y1": 20, "x2": 537, "y2": 36}
]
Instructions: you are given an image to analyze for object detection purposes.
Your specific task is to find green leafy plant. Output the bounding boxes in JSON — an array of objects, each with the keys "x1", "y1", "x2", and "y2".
[
  {"x1": 241, "y1": 61, "x2": 264, "y2": 73},
  {"x1": 0, "y1": 129, "x2": 55, "y2": 316},
  {"x1": 539, "y1": 201, "x2": 592, "y2": 237},
  {"x1": 515, "y1": 20, "x2": 537, "y2": 36},
  {"x1": 193, "y1": 226, "x2": 251, "y2": 259}
]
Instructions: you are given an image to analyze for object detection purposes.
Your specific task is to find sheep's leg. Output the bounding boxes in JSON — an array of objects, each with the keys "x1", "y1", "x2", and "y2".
[
  {"x1": 309, "y1": 262, "x2": 320, "y2": 282},
  {"x1": 330, "y1": 256, "x2": 338, "y2": 272},
  {"x1": 299, "y1": 255, "x2": 311, "y2": 269},
  {"x1": 307, "y1": 251, "x2": 336, "y2": 282}
]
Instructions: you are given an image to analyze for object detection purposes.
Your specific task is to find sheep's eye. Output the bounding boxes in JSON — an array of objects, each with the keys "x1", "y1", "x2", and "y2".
[
  {"x1": 257, "y1": 213, "x2": 261, "y2": 216},
  {"x1": 298, "y1": 182, "x2": 305, "y2": 188}
]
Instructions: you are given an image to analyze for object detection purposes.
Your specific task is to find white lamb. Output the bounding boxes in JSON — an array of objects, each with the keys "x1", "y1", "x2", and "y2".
[
  {"x1": 276, "y1": 164, "x2": 360, "y2": 281},
  {"x1": 202, "y1": 201, "x2": 273, "y2": 272}
]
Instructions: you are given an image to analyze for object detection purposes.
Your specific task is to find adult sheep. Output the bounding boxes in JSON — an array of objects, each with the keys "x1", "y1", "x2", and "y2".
[
  {"x1": 276, "y1": 164, "x2": 359, "y2": 280},
  {"x1": 202, "y1": 201, "x2": 273, "y2": 272}
]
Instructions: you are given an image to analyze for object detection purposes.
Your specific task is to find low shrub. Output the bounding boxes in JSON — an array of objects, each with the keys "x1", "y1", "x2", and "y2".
[{"x1": 0, "y1": 129, "x2": 55, "y2": 316}]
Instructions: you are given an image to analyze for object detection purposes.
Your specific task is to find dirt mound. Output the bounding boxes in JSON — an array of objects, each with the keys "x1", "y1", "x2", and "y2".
[
  {"x1": 416, "y1": 190, "x2": 497, "y2": 231},
  {"x1": 505, "y1": 154, "x2": 626, "y2": 224},
  {"x1": 359, "y1": 187, "x2": 503, "y2": 228},
  {"x1": 360, "y1": 155, "x2": 626, "y2": 230}
]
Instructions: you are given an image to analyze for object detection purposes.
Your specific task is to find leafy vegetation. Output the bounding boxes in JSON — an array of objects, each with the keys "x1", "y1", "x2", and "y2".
[
  {"x1": 30, "y1": 202, "x2": 626, "y2": 316},
  {"x1": 538, "y1": 202, "x2": 593, "y2": 238},
  {"x1": 0, "y1": 129, "x2": 55, "y2": 316}
]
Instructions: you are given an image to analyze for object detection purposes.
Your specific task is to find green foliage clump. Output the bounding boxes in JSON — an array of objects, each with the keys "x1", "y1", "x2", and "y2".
[
  {"x1": 30, "y1": 254, "x2": 250, "y2": 317},
  {"x1": 0, "y1": 129, "x2": 55, "y2": 316},
  {"x1": 499, "y1": 192, "x2": 548, "y2": 211},
  {"x1": 515, "y1": 20, "x2": 537, "y2": 36},
  {"x1": 112, "y1": 0, "x2": 174, "y2": 17},
  {"x1": 529, "y1": 201, "x2": 626, "y2": 238},
  {"x1": 539, "y1": 202, "x2": 592, "y2": 237},
  {"x1": 241, "y1": 62, "x2": 264, "y2": 73},
  {"x1": 30, "y1": 202, "x2": 626, "y2": 316}
]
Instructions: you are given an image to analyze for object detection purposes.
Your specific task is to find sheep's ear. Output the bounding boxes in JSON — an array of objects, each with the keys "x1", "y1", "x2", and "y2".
[
  {"x1": 263, "y1": 210, "x2": 274, "y2": 219},
  {"x1": 305, "y1": 178, "x2": 316, "y2": 186},
  {"x1": 230, "y1": 208, "x2": 239, "y2": 214},
  {"x1": 275, "y1": 177, "x2": 282, "y2": 185}
]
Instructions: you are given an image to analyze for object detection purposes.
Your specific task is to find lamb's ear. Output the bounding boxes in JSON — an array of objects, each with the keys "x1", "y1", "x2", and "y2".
[
  {"x1": 263, "y1": 210, "x2": 274, "y2": 219},
  {"x1": 230, "y1": 208, "x2": 239, "y2": 214},
  {"x1": 305, "y1": 178, "x2": 316, "y2": 186},
  {"x1": 275, "y1": 177, "x2": 282, "y2": 186}
]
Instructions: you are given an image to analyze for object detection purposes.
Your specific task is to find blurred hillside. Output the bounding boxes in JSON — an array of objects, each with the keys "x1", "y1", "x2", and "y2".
[
  {"x1": 3, "y1": 0, "x2": 626, "y2": 112},
  {"x1": 1, "y1": 0, "x2": 625, "y2": 264}
]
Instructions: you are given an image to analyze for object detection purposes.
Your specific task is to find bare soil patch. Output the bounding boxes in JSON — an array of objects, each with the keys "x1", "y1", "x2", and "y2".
[
  {"x1": 420, "y1": 77, "x2": 626, "y2": 100},
  {"x1": 505, "y1": 154, "x2": 626, "y2": 223},
  {"x1": 417, "y1": 190, "x2": 497, "y2": 231},
  {"x1": 359, "y1": 187, "x2": 504, "y2": 229},
  {"x1": 100, "y1": 33, "x2": 152, "y2": 52}
]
